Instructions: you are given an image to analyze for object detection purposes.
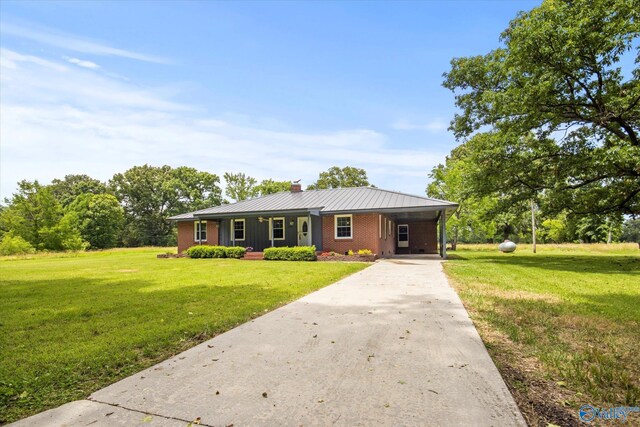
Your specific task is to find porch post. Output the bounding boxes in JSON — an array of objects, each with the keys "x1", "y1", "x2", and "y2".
[
  {"x1": 440, "y1": 209, "x2": 447, "y2": 259},
  {"x1": 270, "y1": 217, "x2": 274, "y2": 248},
  {"x1": 198, "y1": 219, "x2": 202, "y2": 245},
  {"x1": 231, "y1": 219, "x2": 235, "y2": 247},
  {"x1": 308, "y1": 214, "x2": 312, "y2": 248}
]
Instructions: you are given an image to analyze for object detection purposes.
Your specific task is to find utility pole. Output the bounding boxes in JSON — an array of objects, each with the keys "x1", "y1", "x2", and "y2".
[{"x1": 531, "y1": 200, "x2": 537, "y2": 254}]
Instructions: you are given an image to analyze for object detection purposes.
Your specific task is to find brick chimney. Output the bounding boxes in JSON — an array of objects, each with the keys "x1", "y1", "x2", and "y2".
[{"x1": 291, "y1": 181, "x2": 302, "y2": 193}]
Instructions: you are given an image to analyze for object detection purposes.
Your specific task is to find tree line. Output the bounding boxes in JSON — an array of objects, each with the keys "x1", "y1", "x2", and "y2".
[
  {"x1": 0, "y1": 165, "x2": 371, "y2": 254},
  {"x1": 428, "y1": 0, "x2": 639, "y2": 248}
]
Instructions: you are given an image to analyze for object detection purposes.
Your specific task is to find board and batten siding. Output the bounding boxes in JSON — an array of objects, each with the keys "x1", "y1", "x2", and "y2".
[{"x1": 219, "y1": 216, "x2": 299, "y2": 250}]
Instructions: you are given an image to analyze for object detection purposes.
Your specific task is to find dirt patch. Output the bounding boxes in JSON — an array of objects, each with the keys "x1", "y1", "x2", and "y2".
[
  {"x1": 470, "y1": 315, "x2": 583, "y2": 426},
  {"x1": 116, "y1": 269, "x2": 138, "y2": 273}
]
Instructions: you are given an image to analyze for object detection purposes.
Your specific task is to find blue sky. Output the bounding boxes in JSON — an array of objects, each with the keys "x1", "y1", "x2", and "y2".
[{"x1": 0, "y1": 0, "x2": 540, "y2": 199}]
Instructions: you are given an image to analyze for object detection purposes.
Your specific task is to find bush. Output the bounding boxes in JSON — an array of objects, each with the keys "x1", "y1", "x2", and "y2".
[
  {"x1": 225, "y1": 246, "x2": 246, "y2": 259},
  {"x1": 186, "y1": 245, "x2": 227, "y2": 258},
  {"x1": 185, "y1": 245, "x2": 246, "y2": 259},
  {"x1": 357, "y1": 249, "x2": 373, "y2": 255},
  {"x1": 263, "y1": 246, "x2": 316, "y2": 261},
  {"x1": 0, "y1": 234, "x2": 36, "y2": 256}
]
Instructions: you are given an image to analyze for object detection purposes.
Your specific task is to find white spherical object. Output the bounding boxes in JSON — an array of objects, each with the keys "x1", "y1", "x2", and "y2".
[{"x1": 498, "y1": 240, "x2": 517, "y2": 253}]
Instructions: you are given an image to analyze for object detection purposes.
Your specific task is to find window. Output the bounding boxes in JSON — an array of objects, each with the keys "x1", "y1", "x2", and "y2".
[
  {"x1": 194, "y1": 221, "x2": 207, "y2": 242},
  {"x1": 388, "y1": 220, "x2": 392, "y2": 237},
  {"x1": 271, "y1": 217, "x2": 285, "y2": 240},
  {"x1": 384, "y1": 218, "x2": 387, "y2": 240},
  {"x1": 335, "y1": 214, "x2": 352, "y2": 239},
  {"x1": 231, "y1": 219, "x2": 245, "y2": 241}
]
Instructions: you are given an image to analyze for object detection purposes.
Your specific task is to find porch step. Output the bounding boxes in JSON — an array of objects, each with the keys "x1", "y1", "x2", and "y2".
[{"x1": 242, "y1": 252, "x2": 264, "y2": 260}]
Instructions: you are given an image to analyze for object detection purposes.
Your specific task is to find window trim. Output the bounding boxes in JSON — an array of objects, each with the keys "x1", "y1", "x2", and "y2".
[
  {"x1": 231, "y1": 218, "x2": 245, "y2": 241},
  {"x1": 270, "y1": 217, "x2": 286, "y2": 241},
  {"x1": 334, "y1": 214, "x2": 353, "y2": 239},
  {"x1": 194, "y1": 221, "x2": 207, "y2": 242}
]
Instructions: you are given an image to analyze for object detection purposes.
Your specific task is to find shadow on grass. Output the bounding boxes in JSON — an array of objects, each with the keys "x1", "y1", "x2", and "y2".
[
  {"x1": 0, "y1": 275, "x2": 316, "y2": 424},
  {"x1": 449, "y1": 253, "x2": 639, "y2": 275}
]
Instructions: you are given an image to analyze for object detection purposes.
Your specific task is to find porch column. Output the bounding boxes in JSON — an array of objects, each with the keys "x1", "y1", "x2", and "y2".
[
  {"x1": 270, "y1": 217, "x2": 274, "y2": 248},
  {"x1": 198, "y1": 219, "x2": 203, "y2": 245},
  {"x1": 308, "y1": 214, "x2": 312, "y2": 248},
  {"x1": 231, "y1": 219, "x2": 235, "y2": 247},
  {"x1": 440, "y1": 210, "x2": 447, "y2": 259}
]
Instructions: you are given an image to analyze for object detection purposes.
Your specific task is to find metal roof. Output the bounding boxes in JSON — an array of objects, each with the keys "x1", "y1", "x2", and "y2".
[{"x1": 169, "y1": 187, "x2": 458, "y2": 220}]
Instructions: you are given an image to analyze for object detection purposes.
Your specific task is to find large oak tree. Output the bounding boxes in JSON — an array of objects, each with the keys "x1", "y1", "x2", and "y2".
[{"x1": 443, "y1": 0, "x2": 639, "y2": 215}]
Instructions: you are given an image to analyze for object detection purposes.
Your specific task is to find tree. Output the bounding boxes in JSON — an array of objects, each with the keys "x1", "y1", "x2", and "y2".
[
  {"x1": 255, "y1": 179, "x2": 291, "y2": 196},
  {"x1": 224, "y1": 172, "x2": 258, "y2": 202},
  {"x1": 621, "y1": 218, "x2": 640, "y2": 247},
  {"x1": 443, "y1": 0, "x2": 640, "y2": 216},
  {"x1": 50, "y1": 174, "x2": 108, "y2": 207},
  {"x1": 307, "y1": 166, "x2": 372, "y2": 190},
  {"x1": 67, "y1": 193, "x2": 124, "y2": 249},
  {"x1": 0, "y1": 180, "x2": 85, "y2": 251},
  {"x1": 110, "y1": 165, "x2": 222, "y2": 246}
]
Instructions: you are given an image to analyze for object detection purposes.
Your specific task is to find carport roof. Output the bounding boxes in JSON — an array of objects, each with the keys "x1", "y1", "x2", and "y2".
[{"x1": 169, "y1": 186, "x2": 458, "y2": 220}]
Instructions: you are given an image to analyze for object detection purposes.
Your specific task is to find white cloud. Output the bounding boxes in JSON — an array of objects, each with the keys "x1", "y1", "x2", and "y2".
[
  {"x1": 392, "y1": 118, "x2": 449, "y2": 132},
  {"x1": 66, "y1": 57, "x2": 100, "y2": 69},
  {"x1": 1, "y1": 21, "x2": 168, "y2": 64},
  {"x1": 0, "y1": 49, "x2": 446, "y2": 199}
]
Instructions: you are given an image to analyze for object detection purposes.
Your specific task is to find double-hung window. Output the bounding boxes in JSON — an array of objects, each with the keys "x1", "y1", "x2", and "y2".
[
  {"x1": 232, "y1": 219, "x2": 245, "y2": 241},
  {"x1": 272, "y1": 217, "x2": 285, "y2": 240},
  {"x1": 194, "y1": 221, "x2": 207, "y2": 242},
  {"x1": 335, "y1": 214, "x2": 352, "y2": 239}
]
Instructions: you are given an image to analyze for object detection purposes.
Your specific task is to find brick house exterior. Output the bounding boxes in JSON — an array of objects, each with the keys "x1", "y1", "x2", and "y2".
[{"x1": 170, "y1": 185, "x2": 457, "y2": 258}]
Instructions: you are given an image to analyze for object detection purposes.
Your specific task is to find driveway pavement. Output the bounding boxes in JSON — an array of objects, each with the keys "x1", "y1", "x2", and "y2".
[{"x1": 11, "y1": 258, "x2": 525, "y2": 426}]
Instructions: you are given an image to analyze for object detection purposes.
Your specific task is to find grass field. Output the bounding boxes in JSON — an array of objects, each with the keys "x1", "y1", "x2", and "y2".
[
  {"x1": 0, "y1": 248, "x2": 368, "y2": 424},
  {"x1": 444, "y1": 243, "x2": 640, "y2": 426}
]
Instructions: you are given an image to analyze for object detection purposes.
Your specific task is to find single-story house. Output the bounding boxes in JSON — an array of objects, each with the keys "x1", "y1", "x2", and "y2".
[{"x1": 169, "y1": 183, "x2": 458, "y2": 258}]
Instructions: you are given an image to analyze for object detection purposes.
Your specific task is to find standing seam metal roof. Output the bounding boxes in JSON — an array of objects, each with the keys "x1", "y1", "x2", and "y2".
[{"x1": 168, "y1": 187, "x2": 457, "y2": 220}]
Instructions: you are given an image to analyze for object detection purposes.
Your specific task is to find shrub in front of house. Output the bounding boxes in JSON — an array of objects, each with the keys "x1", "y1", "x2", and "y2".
[
  {"x1": 186, "y1": 245, "x2": 227, "y2": 258},
  {"x1": 263, "y1": 246, "x2": 317, "y2": 261},
  {"x1": 225, "y1": 246, "x2": 246, "y2": 259},
  {"x1": 317, "y1": 249, "x2": 377, "y2": 262}
]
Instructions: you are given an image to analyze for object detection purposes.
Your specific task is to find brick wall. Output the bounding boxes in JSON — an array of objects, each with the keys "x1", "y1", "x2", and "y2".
[
  {"x1": 321, "y1": 213, "x2": 381, "y2": 255},
  {"x1": 395, "y1": 220, "x2": 437, "y2": 254},
  {"x1": 321, "y1": 213, "x2": 397, "y2": 257},
  {"x1": 377, "y1": 214, "x2": 396, "y2": 257},
  {"x1": 177, "y1": 220, "x2": 219, "y2": 253}
]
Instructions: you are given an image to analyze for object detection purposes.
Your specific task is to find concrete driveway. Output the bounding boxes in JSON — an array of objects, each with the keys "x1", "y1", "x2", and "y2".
[{"x1": 12, "y1": 258, "x2": 525, "y2": 427}]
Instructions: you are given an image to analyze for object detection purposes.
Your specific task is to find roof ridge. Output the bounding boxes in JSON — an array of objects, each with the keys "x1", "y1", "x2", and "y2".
[
  {"x1": 190, "y1": 189, "x2": 289, "y2": 215},
  {"x1": 365, "y1": 186, "x2": 458, "y2": 204}
]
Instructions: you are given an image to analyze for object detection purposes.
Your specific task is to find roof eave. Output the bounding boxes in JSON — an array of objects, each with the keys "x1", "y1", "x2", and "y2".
[{"x1": 322, "y1": 205, "x2": 459, "y2": 215}]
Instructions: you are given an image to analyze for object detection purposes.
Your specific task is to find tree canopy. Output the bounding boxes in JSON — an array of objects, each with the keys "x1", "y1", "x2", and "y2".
[
  {"x1": 110, "y1": 165, "x2": 222, "y2": 246},
  {"x1": 223, "y1": 172, "x2": 258, "y2": 202},
  {"x1": 443, "y1": 0, "x2": 640, "y2": 216},
  {"x1": 255, "y1": 179, "x2": 291, "y2": 196},
  {"x1": 307, "y1": 166, "x2": 372, "y2": 190},
  {"x1": 50, "y1": 174, "x2": 109, "y2": 207}
]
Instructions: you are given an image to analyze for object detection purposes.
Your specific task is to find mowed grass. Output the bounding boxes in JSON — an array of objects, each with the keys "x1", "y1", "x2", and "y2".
[
  {"x1": 444, "y1": 244, "x2": 639, "y2": 425},
  {"x1": 0, "y1": 248, "x2": 368, "y2": 423}
]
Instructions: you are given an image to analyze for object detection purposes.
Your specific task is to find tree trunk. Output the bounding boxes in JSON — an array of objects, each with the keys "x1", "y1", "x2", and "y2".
[
  {"x1": 452, "y1": 226, "x2": 458, "y2": 251},
  {"x1": 531, "y1": 200, "x2": 537, "y2": 254}
]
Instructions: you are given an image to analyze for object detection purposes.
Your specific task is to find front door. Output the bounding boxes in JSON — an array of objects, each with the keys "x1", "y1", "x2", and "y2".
[
  {"x1": 297, "y1": 217, "x2": 310, "y2": 246},
  {"x1": 398, "y1": 224, "x2": 409, "y2": 248}
]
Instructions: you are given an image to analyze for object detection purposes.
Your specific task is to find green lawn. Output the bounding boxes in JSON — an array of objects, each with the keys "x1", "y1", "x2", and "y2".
[
  {"x1": 0, "y1": 248, "x2": 367, "y2": 424},
  {"x1": 443, "y1": 243, "x2": 640, "y2": 426}
]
